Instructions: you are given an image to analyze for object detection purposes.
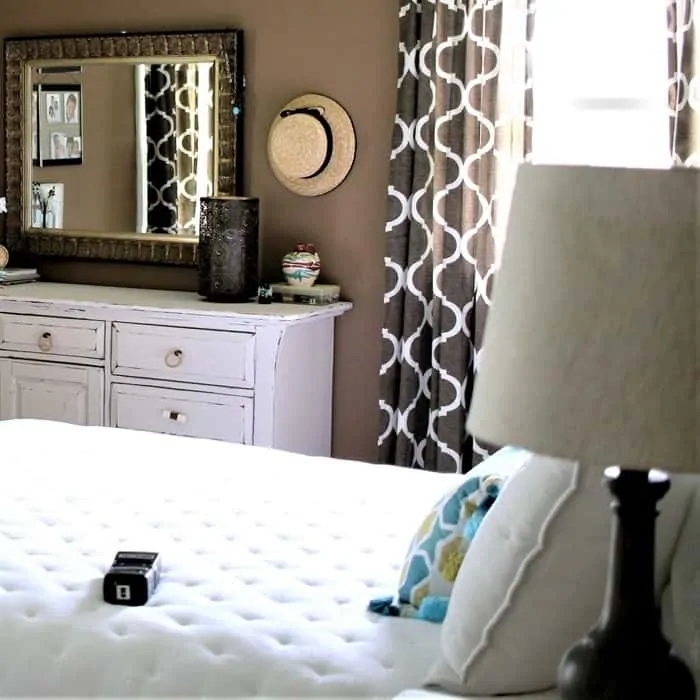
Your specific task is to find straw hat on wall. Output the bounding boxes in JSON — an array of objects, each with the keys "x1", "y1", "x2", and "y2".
[{"x1": 267, "y1": 93, "x2": 357, "y2": 197}]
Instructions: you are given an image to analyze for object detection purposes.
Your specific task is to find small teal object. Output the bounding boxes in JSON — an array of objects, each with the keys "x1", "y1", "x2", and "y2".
[
  {"x1": 415, "y1": 596, "x2": 449, "y2": 623},
  {"x1": 257, "y1": 283, "x2": 273, "y2": 305},
  {"x1": 368, "y1": 596, "x2": 400, "y2": 617}
]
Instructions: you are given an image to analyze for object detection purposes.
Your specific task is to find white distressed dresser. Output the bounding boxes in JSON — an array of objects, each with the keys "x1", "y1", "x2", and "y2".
[{"x1": 0, "y1": 283, "x2": 352, "y2": 456}]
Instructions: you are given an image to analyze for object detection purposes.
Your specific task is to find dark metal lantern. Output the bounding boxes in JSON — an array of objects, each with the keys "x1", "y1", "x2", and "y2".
[{"x1": 197, "y1": 196, "x2": 259, "y2": 302}]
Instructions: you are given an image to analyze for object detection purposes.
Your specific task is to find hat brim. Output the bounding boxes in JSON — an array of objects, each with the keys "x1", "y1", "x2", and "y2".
[{"x1": 267, "y1": 94, "x2": 356, "y2": 197}]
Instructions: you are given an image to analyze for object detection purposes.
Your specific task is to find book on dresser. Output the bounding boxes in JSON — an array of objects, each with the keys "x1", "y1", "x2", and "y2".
[{"x1": 0, "y1": 268, "x2": 40, "y2": 285}]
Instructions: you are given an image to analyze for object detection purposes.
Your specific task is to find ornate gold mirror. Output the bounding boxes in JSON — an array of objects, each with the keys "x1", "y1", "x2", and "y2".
[{"x1": 4, "y1": 29, "x2": 244, "y2": 265}]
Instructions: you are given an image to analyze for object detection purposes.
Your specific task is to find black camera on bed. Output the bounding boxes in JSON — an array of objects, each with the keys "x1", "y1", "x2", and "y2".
[{"x1": 103, "y1": 551, "x2": 161, "y2": 606}]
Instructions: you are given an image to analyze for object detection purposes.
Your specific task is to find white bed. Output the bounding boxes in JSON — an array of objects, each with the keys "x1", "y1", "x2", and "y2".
[{"x1": 0, "y1": 418, "x2": 465, "y2": 697}]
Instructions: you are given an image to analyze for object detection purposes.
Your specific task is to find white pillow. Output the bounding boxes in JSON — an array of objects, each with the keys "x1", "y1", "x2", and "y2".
[
  {"x1": 661, "y1": 477, "x2": 700, "y2": 690},
  {"x1": 425, "y1": 453, "x2": 695, "y2": 696}
]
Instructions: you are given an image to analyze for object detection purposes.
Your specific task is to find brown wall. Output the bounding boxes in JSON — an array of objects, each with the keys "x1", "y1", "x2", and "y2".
[
  {"x1": 33, "y1": 64, "x2": 137, "y2": 231},
  {"x1": 0, "y1": 0, "x2": 399, "y2": 463}
]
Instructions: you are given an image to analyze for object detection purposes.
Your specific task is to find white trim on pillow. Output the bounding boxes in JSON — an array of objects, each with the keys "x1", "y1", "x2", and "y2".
[{"x1": 461, "y1": 462, "x2": 581, "y2": 676}]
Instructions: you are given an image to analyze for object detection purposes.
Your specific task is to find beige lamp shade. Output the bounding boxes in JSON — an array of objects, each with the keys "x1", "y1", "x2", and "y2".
[{"x1": 468, "y1": 164, "x2": 700, "y2": 473}]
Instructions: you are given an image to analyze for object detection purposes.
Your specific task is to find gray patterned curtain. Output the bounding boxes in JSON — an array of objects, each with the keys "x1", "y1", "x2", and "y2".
[
  {"x1": 378, "y1": 0, "x2": 534, "y2": 473},
  {"x1": 144, "y1": 64, "x2": 212, "y2": 234},
  {"x1": 668, "y1": 0, "x2": 699, "y2": 163},
  {"x1": 145, "y1": 65, "x2": 179, "y2": 233}
]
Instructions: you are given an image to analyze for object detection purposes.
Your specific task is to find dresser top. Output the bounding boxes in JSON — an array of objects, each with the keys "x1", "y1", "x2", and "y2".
[{"x1": 0, "y1": 282, "x2": 352, "y2": 324}]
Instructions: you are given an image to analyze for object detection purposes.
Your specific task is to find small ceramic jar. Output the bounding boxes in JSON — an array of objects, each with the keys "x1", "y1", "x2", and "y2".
[{"x1": 281, "y1": 243, "x2": 321, "y2": 287}]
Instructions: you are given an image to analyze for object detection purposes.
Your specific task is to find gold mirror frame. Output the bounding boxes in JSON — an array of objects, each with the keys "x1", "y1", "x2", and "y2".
[{"x1": 4, "y1": 29, "x2": 245, "y2": 266}]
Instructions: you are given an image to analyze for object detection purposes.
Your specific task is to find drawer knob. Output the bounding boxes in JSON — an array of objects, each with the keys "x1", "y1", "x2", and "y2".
[
  {"x1": 164, "y1": 348, "x2": 183, "y2": 368},
  {"x1": 37, "y1": 331, "x2": 53, "y2": 352},
  {"x1": 162, "y1": 410, "x2": 188, "y2": 424}
]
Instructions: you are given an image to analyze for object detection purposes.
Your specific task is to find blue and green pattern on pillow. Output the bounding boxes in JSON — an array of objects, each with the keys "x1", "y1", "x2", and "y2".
[
  {"x1": 369, "y1": 447, "x2": 529, "y2": 622},
  {"x1": 396, "y1": 471, "x2": 503, "y2": 611}
]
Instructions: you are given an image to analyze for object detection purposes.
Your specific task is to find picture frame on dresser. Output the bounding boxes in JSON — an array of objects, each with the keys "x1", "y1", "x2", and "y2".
[
  {"x1": 31, "y1": 182, "x2": 64, "y2": 229},
  {"x1": 33, "y1": 84, "x2": 83, "y2": 166}
]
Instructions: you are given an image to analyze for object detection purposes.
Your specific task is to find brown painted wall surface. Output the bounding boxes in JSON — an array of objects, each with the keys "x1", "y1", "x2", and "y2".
[{"x1": 0, "y1": 0, "x2": 399, "y2": 463}]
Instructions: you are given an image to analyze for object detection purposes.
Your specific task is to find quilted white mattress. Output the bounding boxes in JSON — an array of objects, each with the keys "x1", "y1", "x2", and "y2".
[{"x1": 0, "y1": 419, "x2": 464, "y2": 697}]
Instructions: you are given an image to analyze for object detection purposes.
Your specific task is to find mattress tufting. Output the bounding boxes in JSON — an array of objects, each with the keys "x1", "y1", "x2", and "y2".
[{"x1": 0, "y1": 419, "x2": 464, "y2": 697}]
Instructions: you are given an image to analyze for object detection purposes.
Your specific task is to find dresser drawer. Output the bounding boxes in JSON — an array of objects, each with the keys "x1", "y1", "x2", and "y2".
[
  {"x1": 110, "y1": 383, "x2": 253, "y2": 443},
  {"x1": 111, "y1": 322, "x2": 255, "y2": 388},
  {"x1": 0, "y1": 314, "x2": 105, "y2": 359}
]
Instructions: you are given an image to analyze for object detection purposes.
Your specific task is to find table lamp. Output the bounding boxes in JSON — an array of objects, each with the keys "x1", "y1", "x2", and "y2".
[{"x1": 467, "y1": 163, "x2": 698, "y2": 699}]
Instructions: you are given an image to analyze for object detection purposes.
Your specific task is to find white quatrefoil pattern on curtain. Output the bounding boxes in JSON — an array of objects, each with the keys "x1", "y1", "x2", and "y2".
[
  {"x1": 378, "y1": 0, "x2": 534, "y2": 473},
  {"x1": 139, "y1": 63, "x2": 214, "y2": 235},
  {"x1": 668, "y1": 0, "x2": 700, "y2": 164}
]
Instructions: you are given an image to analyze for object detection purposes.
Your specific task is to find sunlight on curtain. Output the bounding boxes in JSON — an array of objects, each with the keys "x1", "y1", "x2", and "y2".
[
  {"x1": 491, "y1": 0, "x2": 534, "y2": 267},
  {"x1": 134, "y1": 63, "x2": 214, "y2": 235},
  {"x1": 194, "y1": 63, "x2": 213, "y2": 236},
  {"x1": 135, "y1": 64, "x2": 148, "y2": 233},
  {"x1": 532, "y1": 0, "x2": 670, "y2": 168}
]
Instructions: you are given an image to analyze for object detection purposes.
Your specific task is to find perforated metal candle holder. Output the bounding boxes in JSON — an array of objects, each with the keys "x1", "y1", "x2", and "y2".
[{"x1": 197, "y1": 196, "x2": 259, "y2": 302}]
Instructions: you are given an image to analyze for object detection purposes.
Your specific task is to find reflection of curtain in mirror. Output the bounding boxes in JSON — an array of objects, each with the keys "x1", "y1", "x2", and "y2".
[{"x1": 136, "y1": 63, "x2": 214, "y2": 234}]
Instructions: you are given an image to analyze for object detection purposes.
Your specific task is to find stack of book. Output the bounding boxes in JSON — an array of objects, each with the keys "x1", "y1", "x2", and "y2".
[
  {"x1": 269, "y1": 283, "x2": 341, "y2": 306},
  {"x1": 0, "y1": 268, "x2": 40, "y2": 286}
]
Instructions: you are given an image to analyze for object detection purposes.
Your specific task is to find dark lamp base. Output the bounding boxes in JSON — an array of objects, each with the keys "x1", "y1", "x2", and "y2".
[{"x1": 557, "y1": 467, "x2": 695, "y2": 700}]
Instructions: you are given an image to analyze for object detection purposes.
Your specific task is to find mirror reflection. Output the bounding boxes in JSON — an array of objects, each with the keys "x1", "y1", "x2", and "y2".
[{"x1": 29, "y1": 60, "x2": 216, "y2": 236}]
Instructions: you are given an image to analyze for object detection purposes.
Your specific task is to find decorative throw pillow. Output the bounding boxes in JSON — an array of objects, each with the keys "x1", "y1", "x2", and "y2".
[
  {"x1": 425, "y1": 454, "x2": 696, "y2": 695},
  {"x1": 660, "y1": 475, "x2": 700, "y2": 692},
  {"x1": 368, "y1": 447, "x2": 531, "y2": 622},
  {"x1": 395, "y1": 471, "x2": 503, "y2": 610}
]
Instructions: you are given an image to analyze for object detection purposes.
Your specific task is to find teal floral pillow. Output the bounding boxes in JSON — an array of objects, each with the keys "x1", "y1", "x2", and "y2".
[
  {"x1": 369, "y1": 447, "x2": 530, "y2": 622},
  {"x1": 396, "y1": 471, "x2": 503, "y2": 610}
]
